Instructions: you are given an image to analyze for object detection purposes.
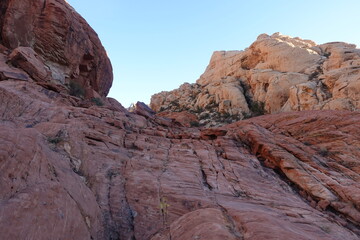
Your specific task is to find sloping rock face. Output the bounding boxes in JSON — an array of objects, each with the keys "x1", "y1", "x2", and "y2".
[
  {"x1": 1, "y1": 1, "x2": 360, "y2": 240},
  {"x1": 1, "y1": 79, "x2": 360, "y2": 239},
  {"x1": 150, "y1": 33, "x2": 360, "y2": 126},
  {"x1": 0, "y1": 0, "x2": 113, "y2": 97}
]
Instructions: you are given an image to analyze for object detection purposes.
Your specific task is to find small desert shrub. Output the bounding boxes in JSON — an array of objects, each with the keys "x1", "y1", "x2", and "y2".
[
  {"x1": 159, "y1": 197, "x2": 170, "y2": 226},
  {"x1": 192, "y1": 106, "x2": 204, "y2": 114},
  {"x1": 190, "y1": 121, "x2": 200, "y2": 127},
  {"x1": 69, "y1": 81, "x2": 85, "y2": 97},
  {"x1": 91, "y1": 97, "x2": 104, "y2": 106},
  {"x1": 250, "y1": 101, "x2": 266, "y2": 117},
  {"x1": 221, "y1": 112, "x2": 231, "y2": 119},
  {"x1": 318, "y1": 147, "x2": 329, "y2": 157},
  {"x1": 48, "y1": 136, "x2": 63, "y2": 144},
  {"x1": 242, "y1": 111, "x2": 252, "y2": 119},
  {"x1": 205, "y1": 102, "x2": 219, "y2": 110},
  {"x1": 47, "y1": 130, "x2": 66, "y2": 145},
  {"x1": 323, "y1": 52, "x2": 331, "y2": 58},
  {"x1": 169, "y1": 100, "x2": 180, "y2": 107},
  {"x1": 320, "y1": 225, "x2": 331, "y2": 233},
  {"x1": 199, "y1": 113, "x2": 210, "y2": 120}
]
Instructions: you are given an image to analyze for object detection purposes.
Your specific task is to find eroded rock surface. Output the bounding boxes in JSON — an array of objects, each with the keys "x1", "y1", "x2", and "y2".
[
  {"x1": 0, "y1": 0, "x2": 113, "y2": 97},
  {"x1": 1, "y1": 79, "x2": 360, "y2": 240},
  {"x1": 0, "y1": 1, "x2": 359, "y2": 240},
  {"x1": 151, "y1": 33, "x2": 360, "y2": 126}
]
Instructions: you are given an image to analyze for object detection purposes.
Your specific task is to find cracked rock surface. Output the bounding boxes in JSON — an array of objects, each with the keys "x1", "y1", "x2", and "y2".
[
  {"x1": 0, "y1": 0, "x2": 359, "y2": 240},
  {"x1": 1, "y1": 79, "x2": 360, "y2": 239}
]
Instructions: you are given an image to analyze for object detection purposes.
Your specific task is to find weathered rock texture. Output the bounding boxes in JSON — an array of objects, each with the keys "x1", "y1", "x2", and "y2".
[
  {"x1": 150, "y1": 33, "x2": 360, "y2": 126},
  {"x1": 0, "y1": 1, "x2": 360, "y2": 240},
  {"x1": 0, "y1": 0, "x2": 113, "y2": 97},
  {"x1": 1, "y1": 78, "x2": 360, "y2": 239}
]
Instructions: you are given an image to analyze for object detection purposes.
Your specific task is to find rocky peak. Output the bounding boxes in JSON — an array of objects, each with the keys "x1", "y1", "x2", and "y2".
[
  {"x1": 150, "y1": 33, "x2": 360, "y2": 127},
  {"x1": 0, "y1": 0, "x2": 113, "y2": 97}
]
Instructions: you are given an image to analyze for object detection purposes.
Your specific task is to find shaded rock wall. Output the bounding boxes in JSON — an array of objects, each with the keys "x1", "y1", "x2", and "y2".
[{"x1": 0, "y1": 0, "x2": 112, "y2": 97}]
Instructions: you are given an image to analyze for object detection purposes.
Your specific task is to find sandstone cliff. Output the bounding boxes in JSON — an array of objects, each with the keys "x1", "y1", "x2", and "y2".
[
  {"x1": 0, "y1": 0, "x2": 113, "y2": 98},
  {"x1": 0, "y1": 1, "x2": 360, "y2": 240},
  {"x1": 150, "y1": 33, "x2": 360, "y2": 127}
]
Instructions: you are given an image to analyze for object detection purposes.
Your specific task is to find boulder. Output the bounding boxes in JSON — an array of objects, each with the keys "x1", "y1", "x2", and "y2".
[
  {"x1": 157, "y1": 111, "x2": 199, "y2": 127},
  {"x1": 9, "y1": 46, "x2": 49, "y2": 82}
]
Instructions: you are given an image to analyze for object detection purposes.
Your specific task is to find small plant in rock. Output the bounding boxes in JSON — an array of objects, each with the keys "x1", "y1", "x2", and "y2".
[
  {"x1": 318, "y1": 147, "x2": 330, "y2": 157},
  {"x1": 190, "y1": 121, "x2": 200, "y2": 127},
  {"x1": 205, "y1": 101, "x2": 219, "y2": 110},
  {"x1": 242, "y1": 111, "x2": 252, "y2": 120},
  {"x1": 199, "y1": 113, "x2": 210, "y2": 120},
  {"x1": 323, "y1": 52, "x2": 331, "y2": 58},
  {"x1": 106, "y1": 169, "x2": 120, "y2": 180},
  {"x1": 250, "y1": 101, "x2": 266, "y2": 117},
  {"x1": 69, "y1": 81, "x2": 85, "y2": 97},
  {"x1": 48, "y1": 136, "x2": 63, "y2": 144},
  {"x1": 169, "y1": 100, "x2": 180, "y2": 108},
  {"x1": 47, "y1": 130, "x2": 67, "y2": 145},
  {"x1": 221, "y1": 112, "x2": 231, "y2": 119},
  {"x1": 192, "y1": 106, "x2": 204, "y2": 114},
  {"x1": 91, "y1": 97, "x2": 104, "y2": 106},
  {"x1": 320, "y1": 225, "x2": 331, "y2": 233},
  {"x1": 159, "y1": 197, "x2": 170, "y2": 226}
]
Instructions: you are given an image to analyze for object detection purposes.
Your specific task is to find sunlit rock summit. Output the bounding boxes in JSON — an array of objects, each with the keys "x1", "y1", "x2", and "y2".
[{"x1": 151, "y1": 33, "x2": 360, "y2": 126}]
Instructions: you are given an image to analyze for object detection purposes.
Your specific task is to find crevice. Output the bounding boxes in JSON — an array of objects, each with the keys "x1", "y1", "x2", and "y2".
[
  {"x1": 41, "y1": 0, "x2": 47, "y2": 15},
  {"x1": 123, "y1": 169, "x2": 136, "y2": 240},
  {"x1": 194, "y1": 147, "x2": 214, "y2": 191},
  {"x1": 64, "y1": 189, "x2": 93, "y2": 239},
  {"x1": 200, "y1": 168, "x2": 213, "y2": 191},
  {"x1": 0, "y1": 0, "x2": 10, "y2": 44},
  {"x1": 84, "y1": 135, "x2": 105, "y2": 143},
  {"x1": 234, "y1": 131, "x2": 360, "y2": 237},
  {"x1": 217, "y1": 204, "x2": 244, "y2": 240},
  {"x1": 295, "y1": 86, "x2": 301, "y2": 111},
  {"x1": 325, "y1": 205, "x2": 360, "y2": 236},
  {"x1": 17, "y1": 101, "x2": 34, "y2": 117},
  {"x1": 256, "y1": 151, "x2": 360, "y2": 237},
  {"x1": 105, "y1": 167, "x2": 136, "y2": 240}
]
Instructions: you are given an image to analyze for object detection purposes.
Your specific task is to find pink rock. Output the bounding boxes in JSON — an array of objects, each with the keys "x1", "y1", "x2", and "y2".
[
  {"x1": 9, "y1": 46, "x2": 49, "y2": 82},
  {"x1": 0, "y1": 1, "x2": 359, "y2": 240},
  {"x1": 157, "y1": 111, "x2": 199, "y2": 127}
]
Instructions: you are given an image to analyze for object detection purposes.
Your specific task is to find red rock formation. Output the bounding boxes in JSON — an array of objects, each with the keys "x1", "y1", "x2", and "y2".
[
  {"x1": 157, "y1": 111, "x2": 199, "y2": 127},
  {"x1": 0, "y1": 1, "x2": 359, "y2": 240},
  {"x1": 0, "y1": 0, "x2": 112, "y2": 97},
  {"x1": 1, "y1": 78, "x2": 360, "y2": 239}
]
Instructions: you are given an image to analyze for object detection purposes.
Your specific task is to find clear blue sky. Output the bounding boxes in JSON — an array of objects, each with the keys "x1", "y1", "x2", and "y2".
[{"x1": 67, "y1": 0, "x2": 360, "y2": 108}]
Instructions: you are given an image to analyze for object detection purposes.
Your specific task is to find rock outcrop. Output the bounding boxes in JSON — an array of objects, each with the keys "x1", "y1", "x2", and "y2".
[
  {"x1": 150, "y1": 33, "x2": 360, "y2": 126},
  {"x1": 0, "y1": 1, "x2": 359, "y2": 240},
  {"x1": 0, "y1": 0, "x2": 113, "y2": 97},
  {"x1": 1, "y1": 78, "x2": 360, "y2": 239}
]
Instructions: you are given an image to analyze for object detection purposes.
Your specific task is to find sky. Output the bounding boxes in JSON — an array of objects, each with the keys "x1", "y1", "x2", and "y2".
[{"x1": 66, "y1": 0, "x2": 360, "y2": 108}]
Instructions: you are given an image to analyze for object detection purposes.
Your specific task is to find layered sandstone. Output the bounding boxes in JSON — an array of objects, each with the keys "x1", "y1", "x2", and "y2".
[
  {"x1": 0, "y1": 0, "x2": 113, "y2": 97},
  {"x1": 1, "y1": 79, "x2": 360, "y2": 239},
  {"x1": 150, "y1": 33, "x2": 360, "y2": 126},
  {"x1": 0, "y1": 1, "x2": 359, "y2": 240}
]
